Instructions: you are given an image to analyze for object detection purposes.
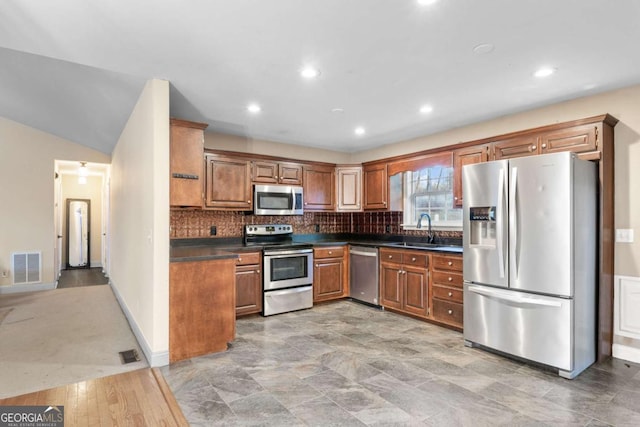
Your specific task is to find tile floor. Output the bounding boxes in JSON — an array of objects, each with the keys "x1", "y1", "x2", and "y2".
[{"x1": 161, "y1": 301, "x2": 640, "y2": 426}]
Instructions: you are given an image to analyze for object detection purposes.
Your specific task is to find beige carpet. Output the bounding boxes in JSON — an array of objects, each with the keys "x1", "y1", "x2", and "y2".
[{"x1": 0, "y1": 285, "x2": 148, "y2": 398}]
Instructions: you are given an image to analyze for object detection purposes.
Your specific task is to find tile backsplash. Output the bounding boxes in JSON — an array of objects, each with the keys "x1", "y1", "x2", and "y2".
[{"x1": 170, "y1": 210, "x2": 461, "y2": 240}]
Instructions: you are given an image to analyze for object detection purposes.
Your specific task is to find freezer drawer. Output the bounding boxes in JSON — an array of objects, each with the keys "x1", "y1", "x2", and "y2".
[{"x1": 464, "y1": 283, "x2": 573, "y2": 372}]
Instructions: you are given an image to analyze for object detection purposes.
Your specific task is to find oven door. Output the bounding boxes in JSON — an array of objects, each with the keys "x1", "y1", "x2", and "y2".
[{"x1": 263, "y1": 249, "x2": 313, "y2": 290}]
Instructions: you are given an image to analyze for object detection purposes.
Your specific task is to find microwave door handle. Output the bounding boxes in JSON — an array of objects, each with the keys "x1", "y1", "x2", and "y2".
[{"x1": 291, "y1": 186, "x2": 295, "y2": 213}]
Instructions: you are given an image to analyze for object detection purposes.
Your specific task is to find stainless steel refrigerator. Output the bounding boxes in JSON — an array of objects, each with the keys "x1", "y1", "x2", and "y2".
[{"x1": 462, "y1": 151, "x2": 596, "y2": 379}]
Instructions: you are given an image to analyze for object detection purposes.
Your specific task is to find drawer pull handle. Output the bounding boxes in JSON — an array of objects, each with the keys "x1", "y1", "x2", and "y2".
[
  {"x1": 448, "y1": 292, "x2": 453, "y2": 297},
  {"x1": 448, "y1": 277, "x2": 453, "y2": 282},
  {"x1": 448, "y1": 309, "x2": 453, "y2": 315},
  {"x1": 448, "y1": 261, "x2": 453, "y2": 266},
  {"x1": 411, "y1": 257, "x2": 416, "y2": 262}
]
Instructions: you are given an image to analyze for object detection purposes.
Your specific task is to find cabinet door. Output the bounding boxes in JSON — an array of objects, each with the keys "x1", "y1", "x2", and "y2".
[
  {"x1": 403, "y1": 264, "x2": 429, "y2": 317},
  {"x1": 205, "y1": 155, "x2": 252, "y2": 210},
  {"x1": 336, "y1": 166, "x2": 362, "y2": 211},
  {"x1": 303, "y1": 165, "x2": 335, "y2": 210},
  {"x1": 313, "y1": 258, "x2": 344, "y2": 302},
  {"x1": 453, "y1": 145, "x2": 489, "y2": 207},
  {"x1": 279, "y1": 162, "x2": 303, "y2": 185},
  {"x1": 363, "y1": 163, "x2": 388, "y2": 210},
  {"x1": 540, "y1": 123, "x2": 598, "y2": 154},
  {"x1": 235, "y1": 264, "x2": 262, "y2": 316},
  {"x1": 493, "y1": 135, "x2": 539, "y2": 160},
  {"x1": 252, "y1": 161, "x2": 279, "y2": 184},
  {"x1": 380, "y1": 262, "x2": 402, "y2": 309},
  {"x1": 170, "y1": 119, "x2": 207, "y2": 207}
]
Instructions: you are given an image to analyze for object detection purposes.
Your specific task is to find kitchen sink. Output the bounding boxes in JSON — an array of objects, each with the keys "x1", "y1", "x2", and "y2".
[{"x1": 388, "y1": 242, "x2": 463, "y2": 253}]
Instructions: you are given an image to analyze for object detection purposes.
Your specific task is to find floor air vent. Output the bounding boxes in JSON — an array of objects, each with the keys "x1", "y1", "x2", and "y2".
[
  {"x1": 12, "y1": 252, "x2": 41, "y2": 284},
  {"x1": 119, "y1": 349, "x2": 140, "y2": 364}
]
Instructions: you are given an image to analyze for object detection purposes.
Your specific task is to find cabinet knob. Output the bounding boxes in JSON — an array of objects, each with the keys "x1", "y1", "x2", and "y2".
[
  {"x1": 448, "y1": 292, "x2": 453, "y2": 297},
  {"x1": 447, "y1": 261, "x2": 453, "y2": 266},
  {"x1": 275, "y1": 176, "x2": 278, "y2": 179},
  {"x1": 411, "y1": 257, "x2": 416, "y2": 262},
  {"x1": 315, "y1": 264, "x2": 319, "y2": 267},
  {"x1": 389, "y1": 255, "x2": 393, "y2": 259},
  {"x1": 448, "y1": 309, "x2": 453, "y2": 315},
  {"x1": 305, "y1": 202, "x2": 308, "y2": 205},
  {"x1": 454, "y1": 196, "x2": 458, "y2": 200},
  {"x1": 530, "y1": 145, "x2": 537, "y2": 151},
  {"x1": 247, "y1": 200, "x2": 251, "y2": 203},
  {"x1": 328, "y1": 251, "x2": 333, "y2": 255},
  {"x1": 383, "y1": 201, "x2": 387, "y2": 205},
  {"x1": 238, "y1": 257, "x2": 242, "y2": 262},
  {"x1": 448, "y1": 277, "x2": 453, "y2": 282},
  {"x1": 541, "y1": 143, "x2": 547, "y2": 149},
  {"x1": 256, "y1": 270, "x2": 260, "y2": 274}
]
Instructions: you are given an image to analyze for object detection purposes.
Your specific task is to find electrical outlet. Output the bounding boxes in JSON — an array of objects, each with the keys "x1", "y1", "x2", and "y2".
[
  {"x1": 315, "y1": 224, "x2": 320, "y2": 233},
  {"x1": 385, "y1": 225, "x2": 391, "y2": 233},
  {"x1": 616, "y1": 228, "x2": 634, "y2": 243},
  {"x1": 210, "y1": 226, "x2": 217, "y2": 236},
  {"x1": 1, "y1": 270, "x2": 8, "y2": 278}
]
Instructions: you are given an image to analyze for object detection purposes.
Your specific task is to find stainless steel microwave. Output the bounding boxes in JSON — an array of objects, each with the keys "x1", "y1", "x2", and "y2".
[{"x1": 254, "y1": 185, "x2": 304, "y2": 215}]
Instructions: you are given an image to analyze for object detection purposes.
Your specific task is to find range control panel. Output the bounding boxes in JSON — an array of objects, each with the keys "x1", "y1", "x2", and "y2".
[{"x1": 245, "y1": 224, "x2": 293, "y2": 236}]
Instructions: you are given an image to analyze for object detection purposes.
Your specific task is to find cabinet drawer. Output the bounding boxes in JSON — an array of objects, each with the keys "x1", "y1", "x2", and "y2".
[
  {"x1": 314, "y1": 246, "x2": 345, "y2": 259},
  {"x1": 432, "y1": 299, "x2": 463, "y2": 326},
  {"x1": 236, "y1": 252, "x2": 261, "y2": 266},
  {"x1": 380, "y1": 249, "x2": 403, "y2": 264},
  {"x1": 432, "y1": 271, "x2": 463, "y2": 288},
  {"x1": 432, "y1": 255, "x2": 463, "y2": 272},
  {"x1": 403, "y1": 251, "x2": 428, "y2": 267},
  {"x1": 432, "y1": 285, "x2": 463, "y2": 303}
]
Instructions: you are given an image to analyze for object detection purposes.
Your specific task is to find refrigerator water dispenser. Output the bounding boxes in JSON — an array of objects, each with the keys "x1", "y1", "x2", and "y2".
[{"x1": 469, "y1": 206, "x2": 496, "y2": 247}]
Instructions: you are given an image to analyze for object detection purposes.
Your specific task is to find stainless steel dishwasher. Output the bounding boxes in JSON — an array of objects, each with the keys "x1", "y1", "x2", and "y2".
[{"x1": 349, "y1": 246, "x2": 380, "y2": 307}]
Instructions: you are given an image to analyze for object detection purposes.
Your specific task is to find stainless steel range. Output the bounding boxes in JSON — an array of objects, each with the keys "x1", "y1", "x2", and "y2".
[{"x1": 244, "y1": 224, "x2": 313, "y2": 316}]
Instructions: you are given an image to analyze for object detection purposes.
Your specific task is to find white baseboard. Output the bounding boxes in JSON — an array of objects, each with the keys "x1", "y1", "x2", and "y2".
[
  {"x1": 91, "y1": 261, "x2": 103, "y2": 268},
  {"x1": 613, "y1": 343, "x2": 640, "y2": 364},
  {"x1": 109, "y1": 280, "x2": 169, "y2": 367},
  {"x1": 0, "y1": 281, "x2": 56, "y2": 294}
]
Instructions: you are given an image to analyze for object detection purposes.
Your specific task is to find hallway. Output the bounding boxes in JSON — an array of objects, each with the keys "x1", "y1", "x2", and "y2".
[{"x1": 57, "y1": 267, "x2": 108, "y2": 288}]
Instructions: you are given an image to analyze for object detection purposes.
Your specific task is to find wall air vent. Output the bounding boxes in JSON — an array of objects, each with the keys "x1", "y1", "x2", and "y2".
[{"x1": 11, "y1": 252, "x2": 41, "y2": 284}]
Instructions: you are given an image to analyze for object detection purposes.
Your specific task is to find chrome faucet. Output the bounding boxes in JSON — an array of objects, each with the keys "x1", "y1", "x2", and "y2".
[{"x1": 417, "y1": 213, "x2": 436, "y2": 243}]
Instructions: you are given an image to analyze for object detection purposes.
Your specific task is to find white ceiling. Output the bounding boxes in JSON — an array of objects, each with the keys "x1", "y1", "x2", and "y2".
[{"x1": 1, "y1": 0, "x2": 639, "y2": 155}]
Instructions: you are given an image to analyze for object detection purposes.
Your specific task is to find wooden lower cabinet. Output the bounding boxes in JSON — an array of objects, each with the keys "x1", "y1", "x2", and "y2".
[
  {"x1": 169, "y1": 258, "x2": 236, "y2": 363},
  {"x1": 235, "y1": 251, "x2": 262, "y2": 316},
  {"x1": 430, "y1": 253, "x2": 463, "y2": 329},
  {"x1": 313, "y1": 246, "x2": 348, "y2": 302},
  {"x1": 379, "y1": 249, "x2": 429, "y2": 318}
]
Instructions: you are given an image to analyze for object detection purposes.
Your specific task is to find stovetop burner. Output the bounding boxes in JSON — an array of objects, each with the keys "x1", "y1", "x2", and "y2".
[{"x1": 243, "y1": 224, "x2": 312, "y2": 251}]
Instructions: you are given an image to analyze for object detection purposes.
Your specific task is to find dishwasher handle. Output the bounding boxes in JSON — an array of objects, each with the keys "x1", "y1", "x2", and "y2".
[{"x1": 349, "y1": 249, "x2": 378, "y2": 257}]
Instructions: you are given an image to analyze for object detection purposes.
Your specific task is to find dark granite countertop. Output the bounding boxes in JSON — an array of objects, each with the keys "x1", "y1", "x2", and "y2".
[{"x1": 170, "y1": 233, "x2": 462, "y2": 261}]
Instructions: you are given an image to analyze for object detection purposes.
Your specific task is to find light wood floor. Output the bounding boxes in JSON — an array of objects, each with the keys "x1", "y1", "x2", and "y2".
[{"x1": 0, "y1": 368, "x2": 188, "y2": 426}]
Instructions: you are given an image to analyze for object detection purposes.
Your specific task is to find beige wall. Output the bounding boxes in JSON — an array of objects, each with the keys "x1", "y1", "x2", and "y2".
[
  {"x1": 205, "y1": 132, "x2": 351, "y2": 164},
  {"x1": 352, "y1": 84, "x2": 640, "y2": 277},
  {"x1": 60, "y1": 174, "x2": 103, "y2": 267},
  {"x1": 109, "y1": 79, "x2": 170, "y2": 365},
  {"x1": 0, "y1": 117, "x2": 109, "y2": 287}
]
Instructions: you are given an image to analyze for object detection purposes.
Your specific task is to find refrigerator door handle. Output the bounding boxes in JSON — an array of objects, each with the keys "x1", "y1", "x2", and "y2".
[
  {"x1": 509, "y1": 166, "x2": 519, "y2": 279},
  {"x1": 496, "y1": 168, "x2": 506, "y2": 278},
  {"x1": 468, "y1": 285, "x2": 562, "y2": 307}
]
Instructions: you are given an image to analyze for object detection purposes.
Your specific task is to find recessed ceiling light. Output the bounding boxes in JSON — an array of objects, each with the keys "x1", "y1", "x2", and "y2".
[
  {"x1": 473, "y1": 43, "x2": 494, "y2": 55},
  {"x1": 331, "y1": 108, "x2": 344, "y2": 113},
  {"x1": 301, "y1": 67, "x2": 320, "y2": 79},
  {"x1": 417, "y1": 0, "x2": 438, "y2": 5},
  {"x1": 534, "y1": 67, "x2": 556, "y2": 78},
  {"x1": 247, "y1": 103, "x2": 261, "y2": 113},
  {"x1": 419, "y1": 105, "x2": 434, "y2": 114},
  {"x1": 354, "y1": 127, "x2": 365, "y2": 136}
]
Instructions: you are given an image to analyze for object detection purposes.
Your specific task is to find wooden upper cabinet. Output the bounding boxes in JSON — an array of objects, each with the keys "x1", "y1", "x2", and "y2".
[
  {"x1": 303, "y1": 164, "x2": 335, "y2": 211},
  {"x1": 205, "y1": 154, "x2": 252, "y2": 210},
  {"x1": 170, "y1": 119, "x2": 208, "y2": 207},
  {"x1": 336, "y1": 166, "x2": 362, "y2": 211},
  {"x1": 453, "y1": 145, "x2": 489, "y2": 207},
  {"x1": 252, "y1": 160, "x2": 303, "y2": 185},
  {"x1": 363, "y1": 163, "x2": 388, "y2": 210},
  {"x1": 540, "y1": 123, "x2": 599, "y2": 155},
  {"x1": 492, "y1": 135, "x2": 540, "y2": 160}
]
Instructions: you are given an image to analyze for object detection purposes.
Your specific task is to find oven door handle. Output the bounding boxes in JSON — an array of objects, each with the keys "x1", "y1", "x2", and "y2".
[
  {"x1": 264, "y1": 249, "x2": 313, "y2": 256},
  {"x1": 265, "y1": 286, "x2": 312, "y2": 297}
]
